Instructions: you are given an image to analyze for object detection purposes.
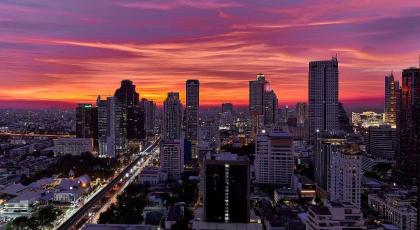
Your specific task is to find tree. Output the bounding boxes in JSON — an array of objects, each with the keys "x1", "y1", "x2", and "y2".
[
  {"x1": 34, "y1": 205, "x2": 63, "y2": 229},
  {"x1": 5, "y1": 216, "x2": 37, "y2": 230},
  {"x1": 98, "y1": 184, "x2": 149, "y2": 225}
]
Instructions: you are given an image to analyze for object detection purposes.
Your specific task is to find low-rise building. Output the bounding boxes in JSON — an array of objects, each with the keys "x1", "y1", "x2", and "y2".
[
  {"x1": 54, "y1": 138, "x2": 93, "y2": 156},
  {"x1": 306, "y1": 202, "x2": 366, "y2": 230},
  {"x1": 138, "y1": 167, "x2": 168, "y2": 186},
  {"x1": 368, "y1": 194, "x2": 417, "y2": 230}
]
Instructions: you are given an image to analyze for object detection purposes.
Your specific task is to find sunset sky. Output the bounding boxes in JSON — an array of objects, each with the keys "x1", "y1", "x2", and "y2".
[{"x1": 0, "y1": 0, "x2": 419, "y2": 110}]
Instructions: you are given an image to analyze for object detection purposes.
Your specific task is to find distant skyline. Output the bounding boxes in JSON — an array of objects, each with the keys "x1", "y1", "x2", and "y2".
[{"x1": 1, "y1": 0, "x2": 420, "y2": 110}]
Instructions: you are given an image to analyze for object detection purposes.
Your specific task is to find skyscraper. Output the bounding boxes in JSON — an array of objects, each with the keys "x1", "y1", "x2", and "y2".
[
  {"x1": 249, "y1": 73, "x2": 278, "y2": 136},
  {"x1": 96, "y1": 96, "x2": 108, "y2": 156},
  {"x1": 163, "y1": 92, "x2": 183, "y2": 140},
  {"x1": 186, "y1": 80, "x2": 199, "y2": 158},
  {"x1": 126, "y1": 105, "x2": 145, "y2": 140},
  {"x1": 296, "y1": 102, "x2": 307, "y2": 126},
  {"x1": 329, "y1": 148, "x2": 362, "y2": 208},
  {"x1": 308, "y1": 57, "x2": 339, "y2": 143},
  {"x1": 114, "y1": 80, "x2": 143, "y2": 141},
  {"x1": 255, "y1": 129, "x2": 294, "y2": 186},
  {"x1": 204, "y1": 153, "x2": 250, "y2": 223},
  {"x1": 263, "y1": 90, "x2": 278, "y2": 126},
  {"x1": 397, "y1": 67, "x2": 420, "y2": 180},
  {"x1": 75, "y1": 103, "x2": 97, "y2": 139},
  {"x1": 384, "y1": 73, "x2": 399, "y2": 128},
  {"x1": 108, "y1": 96, "x2": 127, "y2": 157},
  {"x1": 140, "y1": 98, "x2": 156, "y2": 133},
  {"x1": 114, "y1": 79, "x2": 139, "y2": 106}
]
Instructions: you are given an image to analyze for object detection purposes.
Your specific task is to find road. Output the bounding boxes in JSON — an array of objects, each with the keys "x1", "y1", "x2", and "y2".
[
  {"x1": 89, "y1": 146, "x2": 158, "y2": 224},
  {"x1": 56, "y1": 138, "x2": 160, "y2": 230}
]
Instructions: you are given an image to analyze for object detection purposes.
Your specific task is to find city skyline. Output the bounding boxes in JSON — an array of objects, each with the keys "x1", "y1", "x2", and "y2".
[{"x1": 1, "y1": 1, "x2": 420, "y2": 110}]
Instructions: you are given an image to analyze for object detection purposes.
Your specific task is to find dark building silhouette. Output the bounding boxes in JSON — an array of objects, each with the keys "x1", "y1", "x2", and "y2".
[
  {"x1": 114, "y1": 79, "x2": 139, "y2": 106},
  {"x1": 114, "y1": 80, "x2": 144, "y2": 140},
  {"x1": 127, "y1": 105, "x2": 145, "y2": 140},
  {"x1": 76, "y1": 103, "x2": 97, "y2": 140},
  {"x1": 397, "y1": 67, "x2": 419, "y2": 181},
  {"x1": 338, "y1": 102, "x2": 352, "y2": 133},
  {"x1": 186, "y1": 80, "x2": 199, "y2": 158},
  {"x1": 204, "y1": 153, "x2": 250, "y2": 223},
  {"x1": 221, "y1": 103, "x2": 233, "y2": 113}
]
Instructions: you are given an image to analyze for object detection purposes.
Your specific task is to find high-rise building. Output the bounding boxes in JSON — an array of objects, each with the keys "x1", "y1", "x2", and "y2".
[
  {"x1": 329, "y1": 148, "x2": 362, "y2": 208},
  {"x1": 397, "y1": 67, "x2": 419, "y2": 181},
  {"x1": 255, "y1": 129, "x2": 294, "y2": 186},
  {"x1": 221, "y1": 103, "x2": 233, "y2": 113},
  {"x1": 367, "y1": 125, "x2": 397, "y2": 163},
  {"x1": 114, "y1": 80, "x2": 143, "y2": 141},
  {"x1": 308, "y1": 57, "x2": 339, "y2": 143},
  {"x1": 108, "y1": 96, "x2": 127, "y2": 157},
  {"x1": 140, "y1": 98, "x2": 156, "y2": 133},
  {"x1": 296, "y1": 102, "x2": 307, "y2": 126},
  {"x1": 263, "y1": 90, "x2": 278, "y2": 126},
  {"x1": 160, "y1": 139, "x2": 184, "y2": 180},
  {"x1": 384, "y1": 73, "x2": 399, "y2": 128},
  {"x1": 75, "y1": 103, "x2": 97, "y2": 139},
  {"x1": 96, "y1": 96, "x2": 108, "y2": 156},
  {"x1": 114, "y1": 79, "x2": 139, "y2": 106},
  {"x1": 163, "y1": 92, "x2": 183, "y2": 140},
  {"x1": 204, "y1": 153, "x2": 250, "y2": 223},
  {"x1": 314, "y1": 132, "x2": 346, "y2": 192},
  {"x1": 126, "y1": 105, "x2": 145, "y2": 140},
  {"x1": 186, "y1": 80, "x2": 199, "y2": 158},
  {"x1": 337, "y1": 102, "x2": 352, "y2": 133},
  {"x1": 249, "y1": 73, "x2": 267, "y2": 115},
  {"x1": 249, "y1": 73, "x2": 278, "y2": 136}
]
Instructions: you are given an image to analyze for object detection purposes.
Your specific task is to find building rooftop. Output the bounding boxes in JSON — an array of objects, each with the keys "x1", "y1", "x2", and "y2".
[
  {"x1": 83, "y1": 224, "x2": 156, "y2": 230},
  {"x1": 309, "y1": 206, "x2": 331, "y2": 215}
]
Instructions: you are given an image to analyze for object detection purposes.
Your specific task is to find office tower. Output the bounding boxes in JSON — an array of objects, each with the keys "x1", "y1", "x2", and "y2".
[
  {"x1": 204, "y1": 153, "x2": 250, "y2": 223},
  {"x1": 308, "y1": 57, "x2": 339, "y2": 143},
  {"x1": 163, "y1": 92, "x2": 183, "y2": 140},
  {"x1": 397, "y1": 67, "x2": 420, "y2": 180},
  {"x1": 329, "y1": 148, "x2": 362, "y2": 207},
  {"x1": 106, "y1": 96, "x2": 127, "y2": 158},
  {"x1": 160, "y1": 139, "x2": 184, "y2": 180},
  {"x1": 249, "y1": 73, "x2": 278, "y2": 136},
  {"x1": 384, "y1": 73, "x2": 399, "y2": 128},
  {"x1": 114, "y1": 80, "x2": 143, "y2": 141},
  {"x1": 315, "y1": 132, "x2": 346, "y2": 192},
  {"x1": 255, "y1": 129, "x2": 294, "y2": 186},
  {"x1": 126, "y1": 105, "x2": 145, "y2": 140},
  {"x1": 96, "y1": 96, "x2": 108, "y2": 155},
  {"x1": 296, "y1": 102, "x2": 307, "y2": 126},
  {"x1": 140, "y1": 98, "x2": 156, "y2": 133},
  {"x1": 221, "y1": 103, "x2": 233, "y2": 113},
  {"x1": 249, "y1": 73, "x2": 267, "y2": 115},
  {"x1": 186, "y1": 80, "x2": 199, "y2": 158},
  {"x1": 337, "y1": 102, "x2": 352, "y2": 133},
  {"x1": 263, "y1": 90, "x2": 278, "y2": 126},
  {"x1": 249, "y1": 73, "x2": 266, "y2": 137},
  {"x1": 367, "y1": 125, "x2": 397, "y2": 163},
  {"x1": 114, "y1": 79, "x2": 139, "y2": 106},
  {"x1": 96, "y1": 96, "x2": 126, "y2": 158},
  {"x1": 75, "y1": 103, "x2": 97, "y2": 139}
]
